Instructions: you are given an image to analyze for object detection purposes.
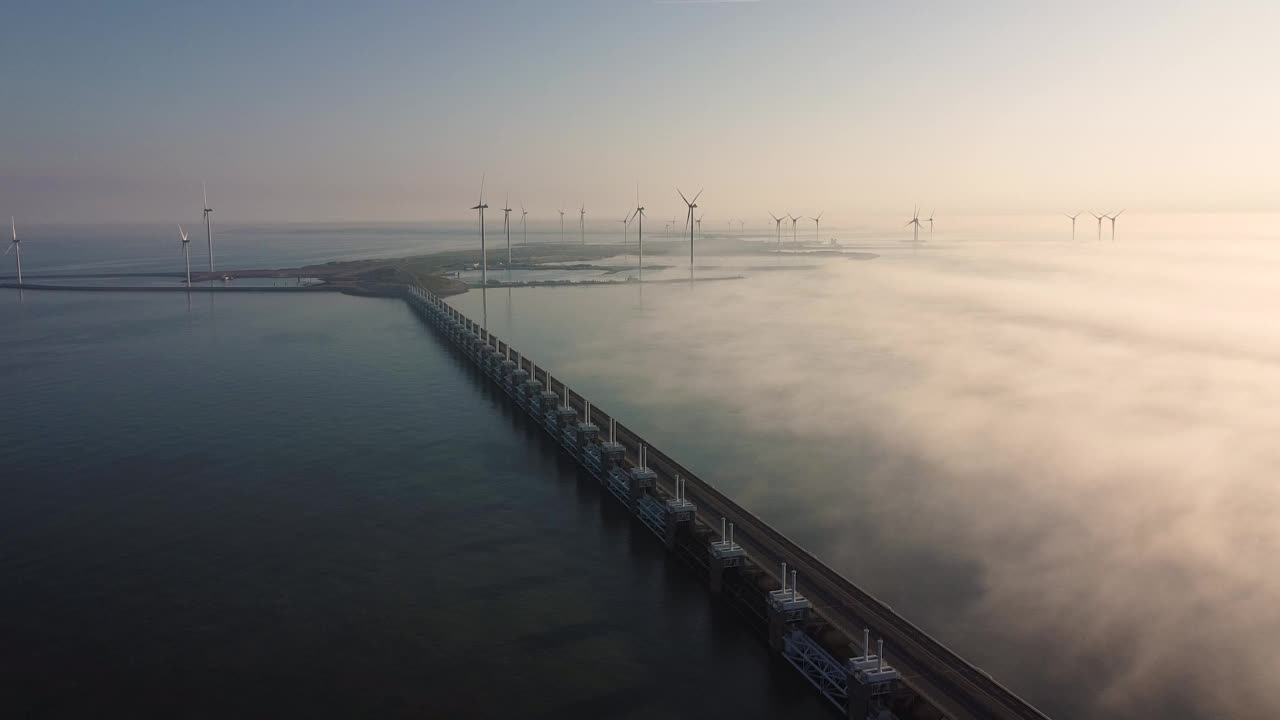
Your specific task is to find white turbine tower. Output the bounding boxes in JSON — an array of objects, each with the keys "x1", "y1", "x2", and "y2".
[
  {"x1": 1065, "y1": 212, "x2": 1081, "y2": 241},
  {"x1": 558, "y1": 209, "x2": 566, "y2": 243},
  {"x1": 1107, "y1": 209, "x2": 1125, "y2": 241},
  {"x1": 633, "y1": 185, "x2": 646, "y2": 276},
  {"x1": 201, "y1": 182, "x2": 214, "y2": 273},
  {"x1": 503, "y1": 193, "x2": 513, "y2": 272},
  {"x1": 808, "y1": 211, "x2": 824, "y2": 243},
  {"x1": 678, "y1": 187, "x2": 703, "y2": 279},
  {"x1": 769, "y1": 212, "x2": 784, "y2": 253},
  {"x1": 926, "y1": 209, "x2": 934, "y2": 240},
  {"x1": 579, "y1": 203, "x2": 587, "y2": 245},
  {"x1": 905, "y1": 206, "x2": 924, "y2": 243},
  {"x1": 178, "y1": 224, "x2": 192, "y2": 286},
  {"x1": 788, "y1": 214, "x2": 799, "y2": 246},
  {"x1": 521, "y1": 204, "x2": 528, "y2": 245},
  {"x1": 6, "y1": 217, "x2": 22, "y2": 285},
  {"x1": 471, "y1": 176, "x2": 489, "y2": 286},
  {"x1": 1090, "y1": 212, "x2": 1106, "y2": 241}
]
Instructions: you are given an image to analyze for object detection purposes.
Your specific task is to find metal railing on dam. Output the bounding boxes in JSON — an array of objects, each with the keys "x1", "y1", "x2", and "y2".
[{"x1": 404, "y1": 284, "x2": 1053, "y2": 720}]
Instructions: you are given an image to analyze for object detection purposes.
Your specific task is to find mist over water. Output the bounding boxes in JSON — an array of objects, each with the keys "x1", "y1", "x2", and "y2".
[
  {"x1": 7, "y1": 216, "x2": 1280, "y2": 718},
  {"x1": 455, "y1": 219, "x2": 1280, "y2": 720}
]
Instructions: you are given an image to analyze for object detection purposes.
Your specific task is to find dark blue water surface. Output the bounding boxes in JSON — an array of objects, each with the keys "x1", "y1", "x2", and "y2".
[{"x1": 0, "y1": 289, "x2": 828, "y2": 719}]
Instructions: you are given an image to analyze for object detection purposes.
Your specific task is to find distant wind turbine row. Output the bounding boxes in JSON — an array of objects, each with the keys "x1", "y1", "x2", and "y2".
[
  {"x1": 1, "y1": 184, "x2": 1134, "y2": 294},
  {"x1": 1074, "y1": 210, "x2": 1125, "y2": 241},
  {"x1": 467, "y1": 181, "x2": 701, "y2": 284}
]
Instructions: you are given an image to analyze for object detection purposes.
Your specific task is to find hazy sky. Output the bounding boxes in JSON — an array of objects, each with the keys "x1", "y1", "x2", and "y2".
[{"x1": 3, "y1": 1, "x2": 1278, "y2": 222}]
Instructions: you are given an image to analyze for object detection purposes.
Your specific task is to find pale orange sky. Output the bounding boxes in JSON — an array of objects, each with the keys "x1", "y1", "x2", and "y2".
[{"x1": 2, "y1": 1, "x2": 1277, "y2": 222}]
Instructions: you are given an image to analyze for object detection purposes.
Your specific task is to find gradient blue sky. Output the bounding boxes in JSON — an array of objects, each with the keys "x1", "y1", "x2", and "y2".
[{"x1": 3, "y1": 1, "x2": 1277, "y2": 221}]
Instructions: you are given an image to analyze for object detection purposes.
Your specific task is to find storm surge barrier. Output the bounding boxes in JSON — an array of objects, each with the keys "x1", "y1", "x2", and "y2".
[{"x1": 404, "y1": 284, "x2": 1052, "y2": 720}]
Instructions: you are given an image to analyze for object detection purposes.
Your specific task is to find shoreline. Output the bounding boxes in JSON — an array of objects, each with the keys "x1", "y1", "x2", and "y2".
[
  {"x1": 0, "y1": 241, "x2": 876, "y2": 297},
  {"x1": 0, "y1": 282, "x2": 343, "y2": 293}
]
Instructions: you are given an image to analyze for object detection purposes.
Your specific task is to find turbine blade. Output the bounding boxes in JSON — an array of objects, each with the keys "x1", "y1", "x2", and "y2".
[
  {"x1": 3, "y1": 243, "x2": 12, "y2": 257},
  {"x1": 203, "y1": 181, "x2": 208, "y2": 208},
  {"x1": 479, "y1": 173, "x2": 486, "y2": 205},
  {"x1": 691, "y1": 189, "x2": 703, "y2": 204},
  {"x1": 10, "y1": 216, "x2": 15, "y2": 241},
  {"x1": 677, "y1": 188, "x2": 690, "y2": 206}
]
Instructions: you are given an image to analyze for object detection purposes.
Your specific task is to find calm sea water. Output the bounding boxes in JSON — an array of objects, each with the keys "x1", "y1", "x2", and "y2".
[
  {"x1": 0, "y1": 289, "x2": 827, "y2": 718},
  {"x1": 7, "y1": 217, "x2": 1280, "y2": 720}
]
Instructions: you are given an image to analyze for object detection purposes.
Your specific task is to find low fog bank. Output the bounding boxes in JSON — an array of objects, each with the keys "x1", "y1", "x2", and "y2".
[{"x1": 525, "y1": 236, "x2": 1280, "y2": 719}]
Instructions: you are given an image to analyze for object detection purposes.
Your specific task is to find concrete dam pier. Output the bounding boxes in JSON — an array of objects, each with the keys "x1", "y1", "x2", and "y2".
[{"x1": 405, "y1": 284, "x2": 1052, "y2": 720}]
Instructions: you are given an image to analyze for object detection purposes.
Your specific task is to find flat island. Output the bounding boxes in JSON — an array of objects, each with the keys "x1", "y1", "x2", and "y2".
[{"x1": 1, "y1": 238, "x2": 877, "y2": 296}]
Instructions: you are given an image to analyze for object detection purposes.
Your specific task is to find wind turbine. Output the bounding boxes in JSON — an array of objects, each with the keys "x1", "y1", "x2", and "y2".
[
  {"x1": 695, "y1": 214, "x2": 703, "y2": 241},
  {"x1": 579, "y1": 203, "x2": 587, "y2": 245},
  {"x1": 1065, "y1": 212, "x2": 1081, "y2": 241},
  {"x1": 1090, "y1": 212, "x2": 1105, "y2": 242},
  {"x1": 201, "y1": 182, "x2": 215, "y2": 273},
  {"x1": 808, "y1": 211, "x2": 824, "y2": 243},
  {"x1": 788, "y1": 214, "x2": 799, "y2": 246},
  {"x1": 503, "y1": 193, "x2": 513, "y2": 272},
  {"x1": 905, "y1": 206, "x2": 924, "y2": 243},
  {"x1": 6, "y1": 217, "x2": 22, "y2": 285},
  {"x1": 521, "y1": 204, "x2": 528, "y2": 245},
  {"x1": 178, "y1": 224, "x2": 192, "y2": 286},
  {"x1": 678, "y1": 188, "x2": 703, "y2": 278},
  {"x1": 769, "y1": 212, "x2": 784, "y2": 253},
  {"x1": 633, "y1": 185, "x2": 646, "y2": 276},
  {"x1": 925, "y1": 210, "x2": 934, "y2": 240},
  {"x1": 471, "y1": 176, "x2": 489, "y2": 286},
  {"x1": 1106, "y1": 209, "x2": 1124, "y2": 241},
  {"x1": 558, "y1": 209, "x2": 566, "y2": 242}
]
